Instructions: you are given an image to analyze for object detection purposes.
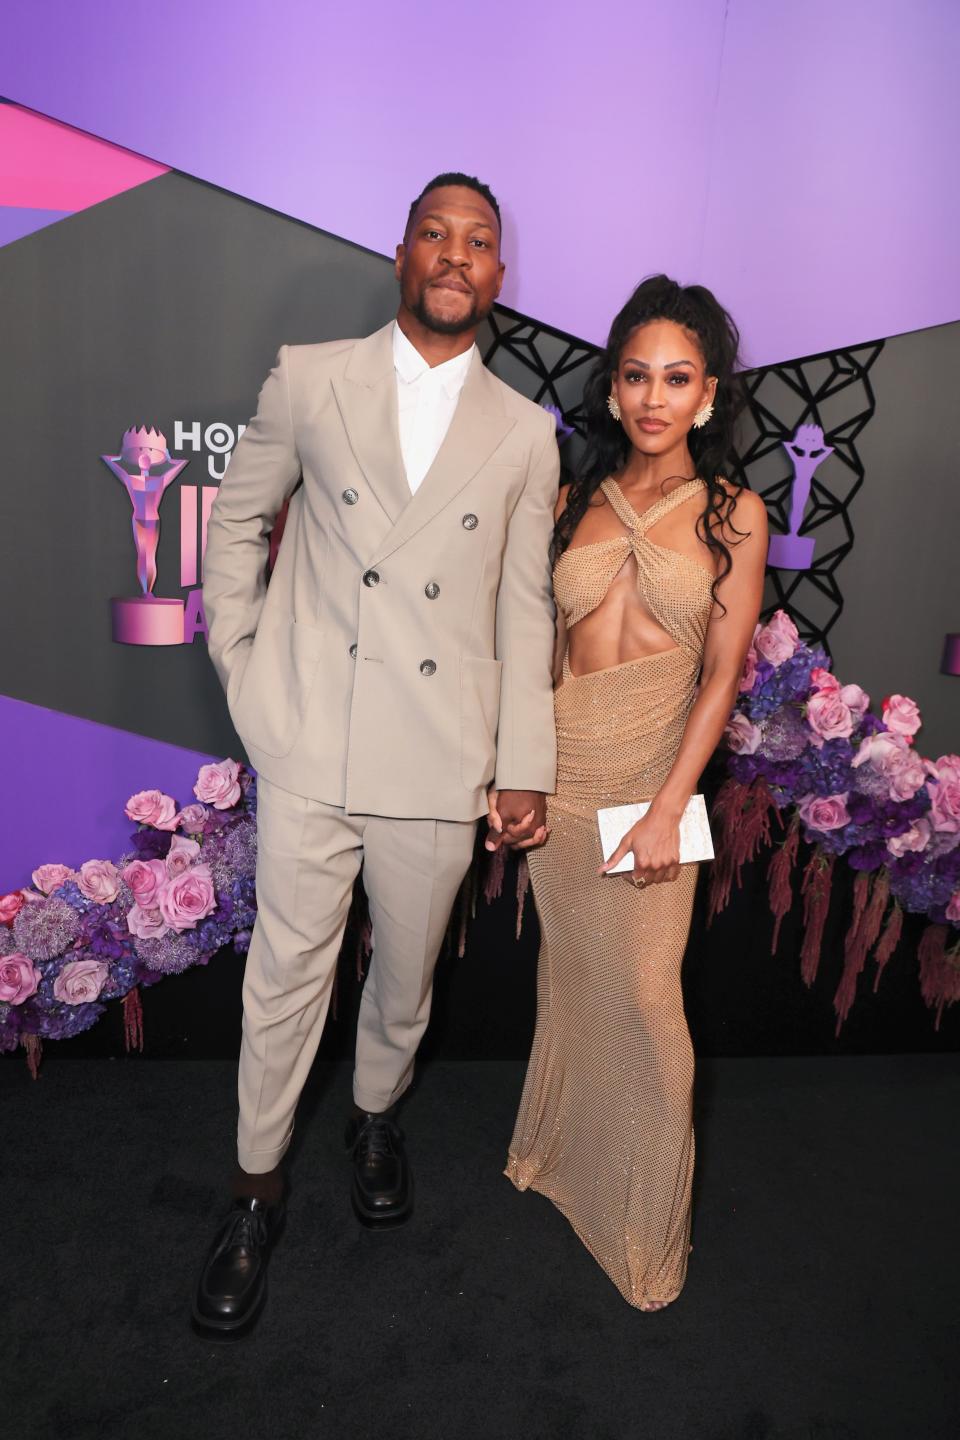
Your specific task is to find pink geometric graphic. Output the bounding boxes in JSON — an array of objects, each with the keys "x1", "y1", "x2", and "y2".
[{"x1": 0, "y1": 102, "x2": 167, "y2": 247}]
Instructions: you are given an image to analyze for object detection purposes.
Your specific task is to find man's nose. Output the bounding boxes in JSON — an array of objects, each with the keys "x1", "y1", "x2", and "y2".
[{"x1": 439, "y1": 241, "x2": 470, "y2": 267}]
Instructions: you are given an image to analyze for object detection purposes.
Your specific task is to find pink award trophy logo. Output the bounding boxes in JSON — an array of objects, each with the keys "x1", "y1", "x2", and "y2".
[
  {"x1": 767, "y1": 423, "x2": 835, "y2": 571},
  {"x1": 103, "y1": 426, "x2": 189, "y2": 645}
]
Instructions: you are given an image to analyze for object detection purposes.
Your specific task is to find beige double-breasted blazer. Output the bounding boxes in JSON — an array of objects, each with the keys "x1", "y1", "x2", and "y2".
[{"x1": 203, "y1": 322, "x2": 560, "y2": 821}]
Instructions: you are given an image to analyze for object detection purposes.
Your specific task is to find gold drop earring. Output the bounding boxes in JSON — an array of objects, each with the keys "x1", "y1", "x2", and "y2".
[{"x1": 607, "y1": 391, "x2": 622, "y2": 422}]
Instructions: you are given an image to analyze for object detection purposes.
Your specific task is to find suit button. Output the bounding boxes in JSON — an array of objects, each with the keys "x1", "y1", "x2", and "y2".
[
  {"x1": 462, "y1": 513, "x2": 478, "y2": 530},
  {"x1": 424, "y1": 581, "x2": 440, "y2": 600},
  {"x1": 349, "y1": 643, "x2": 358, "y2": 658},
  {"x1": 419, "y1": 659, "x2": 437, "y2": 676},
  {"x1": 362, "y1": 569, "x2": 380, "y2": 587},
  {"x1": 342, "y1": 488, "x2": 359, "y2": 505}
]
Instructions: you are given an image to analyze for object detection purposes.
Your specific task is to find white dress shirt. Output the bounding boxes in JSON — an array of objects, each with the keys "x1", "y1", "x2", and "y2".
[{"x1": 393, "y1": 321, "x2": 475, "y2": 494}]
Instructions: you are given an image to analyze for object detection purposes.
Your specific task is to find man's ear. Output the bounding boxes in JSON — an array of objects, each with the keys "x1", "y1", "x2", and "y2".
[
  {"x1": 394, "y1": 243, "x2": 405, "y2": 281},
  {"x1": 494, "y1": 260, "x2": 505, "y2": 299}
]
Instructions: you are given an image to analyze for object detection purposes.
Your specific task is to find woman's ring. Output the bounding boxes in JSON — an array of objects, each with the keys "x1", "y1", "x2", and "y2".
[{"x1": 632, "y1": 875, "x2": 647, "y2": 889}]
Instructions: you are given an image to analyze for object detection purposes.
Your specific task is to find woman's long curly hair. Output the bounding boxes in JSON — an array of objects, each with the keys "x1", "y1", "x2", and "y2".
[{"x1": 555, "y1": 275, "x2": 748, "y2": 606}]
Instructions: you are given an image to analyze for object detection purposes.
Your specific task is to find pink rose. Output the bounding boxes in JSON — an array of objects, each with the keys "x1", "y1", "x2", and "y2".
[
  {"x1": 853, "y1": 733, "x2": 902, "y2": 771},
  {"x1": 77, "y1": 859, "x2": 121, "y2": 904},
  {"x1": 166, "y1": 834, "x2": 201, "y2": 877},
  {"x1": 807, "y1": 690, "x2": 855, "y2": 741},
  {"x1": 176, "y1": 803, "x2": 209, "y2": 833},
  {"x1": 194, "y1": 759, "x2": 242, "y2": 810},
  {"x1": 810, "y1": 667, "x2": 839, "y2": 695},
  {"x1": 31, "y1": 863, "x2": 76, "y2": 895},
  {"x1": 887, "y1": 819, "x2": 932, "y2": 858},
  {"x1": 0, "y1": 891, "x2": 25, "y2": 926},
  {"x1": 0, "y1": 952, "x2": 40, "y2": 1005},
  {"x1": 798, "y1": 793, "x2": 850, "y2": 832},
  {"x1": 52, "y1": 957, "x2": 110, "y2": 1004},
  {"x1": 927, "y1": 755, "x2": 960, "y2": 834},
  {"x1": 724, "y1": 712, "x2": 762, "y2": 755},
  {"x1": 754, "y1": 611, "x2": 799, "y2": 666},
  {"x1": 882, "y1": 694, "x2": 922, "y2": 741},
  {"x1": 947, "y1": 891, "x2": 960, "y2": 923},
  {"x1": 121, "y1": 858, "x2": 168, "y2": 909},
  {"x1": 887, "y1": 747, "x2": 926, "y2": 802},
  {"x1": 158, "y1": 863, "x2": 216, "y2": 932},
  {"x1": 125, "y1": 789, "x2": 179, "y2": 831},
  {"x1": 839, "y1": 684, "x2": 870, "y2": 721},
  {"x1": 126, "y1": 903, "x2": 169, "y2": 940}
]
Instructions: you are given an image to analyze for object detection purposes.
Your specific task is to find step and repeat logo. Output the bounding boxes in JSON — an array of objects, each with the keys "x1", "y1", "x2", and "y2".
[{"x1": 102, "y1": 420, "x2": 244, "y2": 646}]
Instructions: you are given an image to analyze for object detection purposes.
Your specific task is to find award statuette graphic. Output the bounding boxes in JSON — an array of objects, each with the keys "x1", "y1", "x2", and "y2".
[
  {"x1": 102, "y1": 426, "x2": 189, "y2": 645},
  {"x1": 767, "y1": 423, "x2": 835, "y2": 571}
]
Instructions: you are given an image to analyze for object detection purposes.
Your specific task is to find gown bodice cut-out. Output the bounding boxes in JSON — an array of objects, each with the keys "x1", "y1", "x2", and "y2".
[{"x1": 553, "y1": 477, "x2": 713, "y2": 658}]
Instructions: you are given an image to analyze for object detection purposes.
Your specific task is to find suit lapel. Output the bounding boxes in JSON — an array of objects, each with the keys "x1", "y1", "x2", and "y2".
[
  {"x1": 371, "y1": 352, "x2": 515, "y2": 564},
  {"x1": 331, "y1": 324, "x2": 410, "y2": 525}
]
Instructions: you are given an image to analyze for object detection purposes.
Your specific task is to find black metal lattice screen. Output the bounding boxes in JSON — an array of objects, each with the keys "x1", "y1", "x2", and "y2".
[{"x1": 481, "y1": 305, "x2": 884, "y2": 656}]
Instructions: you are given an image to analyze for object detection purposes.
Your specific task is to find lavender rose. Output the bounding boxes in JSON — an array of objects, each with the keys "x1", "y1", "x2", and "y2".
[
  {"x1": 158, "y1": 864, "x2": 216, "y2": 932},
  {"x1": 755, "y1": 611, "x2": 799, "y2": 666},
  {"x1": 125, "y1": 789, "x2": 179, "y2": 831},
  {"x1": 77, "y1": 859, "x2": 121, "y2": 904},
  {"x1": 724, "y1": 713, "x2": 762, "y2": 755},
  {"x1": 127, "y1": 903, "x2": 170, "y2": 940},
  {"x1": 0, "y1": 952, "x2": 40, "y2": 1004},
  {"x1": 194, "y1": 759, "x2": 242, "y2": 810},
  {"x1": 52, "y1": 958, "x2": 110, "y2": 1004},
  {"x1": 176, "y1": 803, "x2": 209, "y2": 834},
  {"x1": 887, "y1": 819, "x2": 932, "y2": 857},
  {"x1": 798, "y1": 793, "x2": 850, "y2": 832},
  {"x1": 166, "y1": 834, "x2": 202, "y2": 877},
  {"x1": 31, "y1": 863, "x2": 77, "y2": 895},
  {"x1": 807, "y1": 691, "x2": 855, "y2": 742},
  {"x1": 928, "y1": 755, "x2": 960, "y2": 833}
]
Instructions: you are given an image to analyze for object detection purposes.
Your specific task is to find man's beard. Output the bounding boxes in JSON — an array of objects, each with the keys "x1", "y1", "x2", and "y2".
[{"x1": 410, "y1": 286, "x2": 489, "y2": 336}]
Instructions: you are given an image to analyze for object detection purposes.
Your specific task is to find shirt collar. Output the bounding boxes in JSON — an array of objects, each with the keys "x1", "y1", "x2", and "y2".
[{"x1": 392, "y1": 321, "x2": 475, "y2": 398}]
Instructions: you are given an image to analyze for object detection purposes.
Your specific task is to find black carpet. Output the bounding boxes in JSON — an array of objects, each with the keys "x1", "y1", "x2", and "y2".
[{"x1": 3, "y1": 1055, "x2": 958, "y2": 1440}]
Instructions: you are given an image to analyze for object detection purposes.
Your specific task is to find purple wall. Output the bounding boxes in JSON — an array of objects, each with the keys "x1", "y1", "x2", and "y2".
[
  {"x1": 0, "y1": 697, "x2": 219, "y2": 888},
  {"x1": 2, "y1": 0, "x2": 958, "y2": 365}
]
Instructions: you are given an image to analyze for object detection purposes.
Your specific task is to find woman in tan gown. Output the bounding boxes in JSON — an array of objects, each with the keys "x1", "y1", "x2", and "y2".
[{"x1": 496, "y1": 276, "x2": 767, "y2": 1310}]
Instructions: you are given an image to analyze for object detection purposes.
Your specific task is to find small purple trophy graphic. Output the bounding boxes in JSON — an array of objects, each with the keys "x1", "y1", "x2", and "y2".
[
  {"x1": 102, "y1": 426, "x2": 189, "y2": 645},
  {"x1": 767, "y1": 423, "x2": 834, "y2": 571}
]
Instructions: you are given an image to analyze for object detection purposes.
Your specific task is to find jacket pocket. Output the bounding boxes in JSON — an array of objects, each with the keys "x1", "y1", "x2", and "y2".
[
  {"x1": 459, "y1": 655, "x2": 502, "y2": 792},
  {"x1": 230, "y1": 610, "x2": 326, "y2": 759}
]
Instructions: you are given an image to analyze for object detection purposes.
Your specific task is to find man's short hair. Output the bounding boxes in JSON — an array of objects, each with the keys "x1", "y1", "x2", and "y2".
[{"x1": 405, "y1": 172, "x2": 502, "y2": 241}]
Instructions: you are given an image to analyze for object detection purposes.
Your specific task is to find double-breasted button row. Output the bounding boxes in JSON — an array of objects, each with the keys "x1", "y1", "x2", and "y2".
[
  {"x1": 349, "y1": 643, "x2": 358, "y2": 658},
  {"x1": 462, "y1": 513, "x2": 478, "y2": 530},
  {"x1": 362, "y1": 569, "x2": 380, "y2": 587},
  {"x1": 342, "y1": 488, "x2": 359, "y2": 505},
  {"x1": 424, "y1": 581, "x2": 440, "y2": 600},
  {"x1": 419, "y1": 659, "x2": 437, "y2": 676}
]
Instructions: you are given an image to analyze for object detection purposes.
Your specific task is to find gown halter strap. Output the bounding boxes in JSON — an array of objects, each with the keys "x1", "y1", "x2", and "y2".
[{"x1": 600, "y1": 477, "x2": 706, "y2": 538}]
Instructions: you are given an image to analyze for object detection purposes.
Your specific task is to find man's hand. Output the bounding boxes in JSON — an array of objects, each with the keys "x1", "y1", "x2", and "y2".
[{"x1": 485, "y1": 789, "x2": 549, "y2": 853}]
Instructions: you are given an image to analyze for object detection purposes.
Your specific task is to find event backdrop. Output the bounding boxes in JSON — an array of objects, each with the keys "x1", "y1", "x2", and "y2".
[
  {"x1": 2, "y1": 114, "x2": 958, "y2": 1056},
  {"x1": 2, "y1": 0, "x2": 960, "y2": 364}
]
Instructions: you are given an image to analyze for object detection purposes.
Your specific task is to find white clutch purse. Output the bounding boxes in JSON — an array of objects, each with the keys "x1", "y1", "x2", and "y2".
[{"x1": 597, "y1": 794, "x2": 714, "y2": 874}]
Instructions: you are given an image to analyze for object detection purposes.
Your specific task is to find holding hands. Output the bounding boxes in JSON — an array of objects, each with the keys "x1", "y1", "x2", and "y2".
[{"x1": 485, "y1": 789, "x2": 549, "y2": 853}]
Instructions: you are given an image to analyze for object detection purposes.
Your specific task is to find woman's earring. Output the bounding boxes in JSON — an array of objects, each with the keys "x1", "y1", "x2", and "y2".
[
  {"x1": 607, "y1": 391, "x2": 622, "y2": 422},
  {"x1": 692, "y1": 401, "x2": 714, "y2": 430}
]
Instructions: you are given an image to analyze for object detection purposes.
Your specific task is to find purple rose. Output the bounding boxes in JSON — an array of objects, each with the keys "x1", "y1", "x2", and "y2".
[
  {"x1": 127, "y1": 903, "x2": 169, "y2": 940},
  {"x1": 755, "y1": 611, "x2": 799, "y2": 666},
  {"x1": 165, "y1": 834, "x2": 202, "y2": 877},
  {"x1": 724, "y1": 713, "x2": 762, "y2": 755},
  {"x1": 798, "y1": 792, "x2": 850, "y2": 832}
]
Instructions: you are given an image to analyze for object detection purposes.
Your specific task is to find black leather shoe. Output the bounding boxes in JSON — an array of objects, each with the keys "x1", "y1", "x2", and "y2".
[
  {"x1": 345, "y1": 1111, "x2": 413, "y2": 1227},
  {"x1": 192, "y1": 1196, "x2": 285, "y2": 1334}
]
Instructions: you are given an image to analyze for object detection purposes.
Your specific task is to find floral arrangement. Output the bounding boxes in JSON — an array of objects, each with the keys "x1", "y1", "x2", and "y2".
[
  {"x1": 712, "y1": 611, "x2": 960, "y2": 1029},
  {"x1": 0, "y1": 759, "x2": 257, "y2": 1074}
]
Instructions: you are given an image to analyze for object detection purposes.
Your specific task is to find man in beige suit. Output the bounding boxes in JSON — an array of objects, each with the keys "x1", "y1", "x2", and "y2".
[{"x1": 193, "y1": 174, "x2": 559, "y2": 1333}]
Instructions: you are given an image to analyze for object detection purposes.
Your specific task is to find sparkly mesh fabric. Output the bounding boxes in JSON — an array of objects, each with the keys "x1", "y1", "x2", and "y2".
[{"x1": 506, "y1": 479, "x2": 714, "y2": 1308}]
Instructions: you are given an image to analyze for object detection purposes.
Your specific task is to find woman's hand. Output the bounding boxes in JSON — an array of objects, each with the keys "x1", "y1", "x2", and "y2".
[{"x1": 599, "y1": 807, "x2": 682, "y2": 886}]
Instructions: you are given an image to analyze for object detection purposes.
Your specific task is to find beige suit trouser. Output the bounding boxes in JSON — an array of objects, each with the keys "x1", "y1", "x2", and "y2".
[{"x1": 237, "y1": 776, "x2": 477, "y2": 1173}]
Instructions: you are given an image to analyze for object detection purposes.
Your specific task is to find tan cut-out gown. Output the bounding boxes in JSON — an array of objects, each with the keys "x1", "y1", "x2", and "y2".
[{"x1": 506, "y1": 477, "x2": 714, "y2": 1308}]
